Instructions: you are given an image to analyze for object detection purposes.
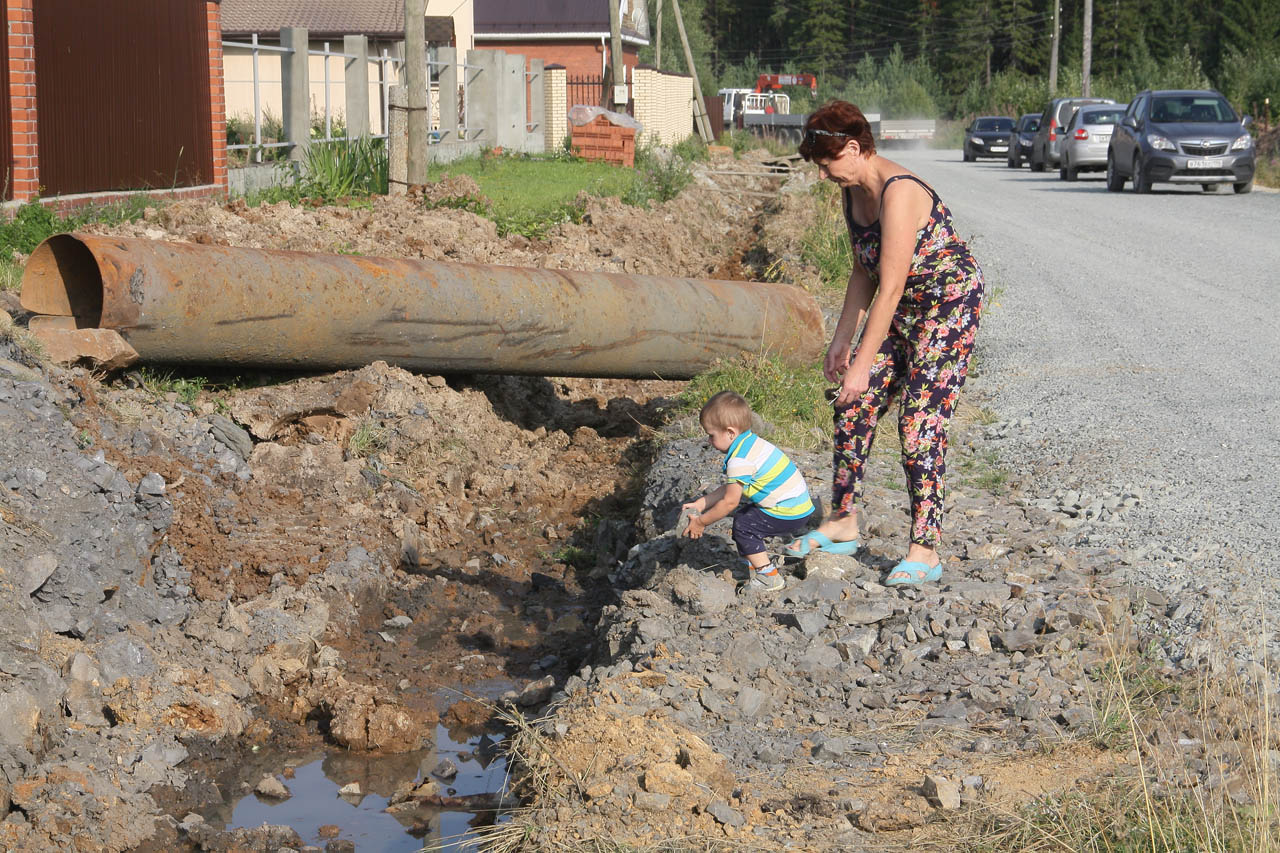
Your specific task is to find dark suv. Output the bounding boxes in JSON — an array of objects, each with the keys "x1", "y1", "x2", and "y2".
[
  {"x1": 1006, "y1": 113, "x2": 1041, "y2": 167},
  {"x1": 1106, "y1": 89, "x2": 1256, "y2": 193},
  {"x1": 1030, "y1": 96, "x2": 1115, "y2": 171}
]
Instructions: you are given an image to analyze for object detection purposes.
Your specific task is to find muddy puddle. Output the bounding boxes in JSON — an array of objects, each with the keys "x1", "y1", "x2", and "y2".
[{"x1": 205, "y1": 723, "x2": 509, "y2": 851}]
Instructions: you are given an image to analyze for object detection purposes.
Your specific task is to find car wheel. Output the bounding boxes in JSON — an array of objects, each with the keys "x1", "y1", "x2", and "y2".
[
  {"x1": 1234, "y1": 178, "x2": 1253, "y2": 194},
  {"x1": 1030, "y1": 151, "x2": 1045, "y2": 173},
  {"x1": 1058, "y1": 160, "x2": 1068, "y2": 180},
  {"x1": 964, "y1": 150, "x2": 974, "y2": 162},
  {"x1": 1007, "y1": 156, "x2": 1018, "y2": 168},
  {"x1": 1131, "y1": 156, "x2": 1150, "y2": 193},
  {"x1": 1105, "y1": 154, "x2": 1125, "y2": 191}
]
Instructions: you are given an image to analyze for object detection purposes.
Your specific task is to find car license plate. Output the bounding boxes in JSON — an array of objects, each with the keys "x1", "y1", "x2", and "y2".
[
  {"x1": 1096, "y1": 134, "x2": 1110, "y2": 142},
  {"x1": 1187, "y1": 158, "x2": 1224, "y2": 169},
  {"x1": 991, "y1": 146, "x2": 1008, "y2": 152}
]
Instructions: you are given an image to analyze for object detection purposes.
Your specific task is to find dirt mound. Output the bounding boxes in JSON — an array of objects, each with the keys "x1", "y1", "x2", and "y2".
[{"x1": 90, "y1": 172, "x2": 780, "y2": 281}]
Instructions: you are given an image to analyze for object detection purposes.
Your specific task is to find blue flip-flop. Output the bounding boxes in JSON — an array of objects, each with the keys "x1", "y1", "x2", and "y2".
[
  {"x1": 785, "y1": 530, "x2": 861, "y2": 557},
  {"x1": 884, "y1": 560, "x2": 943, "y2": 586}
]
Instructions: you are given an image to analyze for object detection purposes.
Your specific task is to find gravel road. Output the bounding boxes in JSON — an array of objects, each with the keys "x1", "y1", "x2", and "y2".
[{"x1": 887, "y1": 148, "x2": 1279, "y2": 640}]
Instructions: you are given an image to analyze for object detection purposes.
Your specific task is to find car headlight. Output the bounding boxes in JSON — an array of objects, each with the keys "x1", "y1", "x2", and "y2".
[
  {"x1": 1231, "y1": 134, "x2": 1253, "y2": 150},
  {"x1": 970, "y1": 136, "x2": 983, "y2": 145},
  {"x1": 1146, "y1": 134, "x2": 1176, "y2": 151}
]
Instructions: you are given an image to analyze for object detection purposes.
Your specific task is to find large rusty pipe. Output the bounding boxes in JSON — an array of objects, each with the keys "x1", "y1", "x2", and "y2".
[{"x1": 20, "y1": 234, "x2": 823, "y2": 378}]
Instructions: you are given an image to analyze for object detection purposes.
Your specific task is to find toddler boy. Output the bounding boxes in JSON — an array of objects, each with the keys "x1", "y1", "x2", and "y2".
[{"x1": 682, "y1": 391, "x2": 815, "y2": 591}]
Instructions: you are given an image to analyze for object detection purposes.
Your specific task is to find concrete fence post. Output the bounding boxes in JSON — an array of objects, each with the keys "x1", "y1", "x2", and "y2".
[
  {"x1": 280, "y1": 27, "x2": 310, "y2": 160},
  {"x1": 437, "y1": 47, "x2": 459, "y2": 141},
  {"x1": 527, "y1": 58, "x2": 545, "y2": 153},
  {"x1": 388, "y1": 85, "x2": 408, "y2": 194},
  {"x1": 499, "y1": 52, "x2": 527, "y2": 151},
  {"x1": 465, "y1": 49, "x2": 498, "y2": 147},
  {"x1": 343, "y1": 35, "x2": 370, "y2": 137}
]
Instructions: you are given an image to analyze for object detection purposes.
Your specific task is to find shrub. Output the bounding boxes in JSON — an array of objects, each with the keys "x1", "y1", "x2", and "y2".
[{"x1": 299, "y1": 136, "x2": 388, "y2": 200}]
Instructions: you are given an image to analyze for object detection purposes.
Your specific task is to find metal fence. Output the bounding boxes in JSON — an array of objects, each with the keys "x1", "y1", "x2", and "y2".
[
  {"x1": 221, "y1": 33, "x2": 405, "y2": 163},
  {"x1": 567, "y1": 74, "x2": 605, "y2": 110}
]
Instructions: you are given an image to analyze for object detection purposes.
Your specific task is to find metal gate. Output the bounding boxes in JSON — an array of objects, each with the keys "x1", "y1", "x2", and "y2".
[{"x1": 33, "y1": 0, "x2": 213, "y2": 195}]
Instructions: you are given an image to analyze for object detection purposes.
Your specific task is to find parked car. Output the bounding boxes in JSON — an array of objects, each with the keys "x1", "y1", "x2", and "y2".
[
  {"x1": 1059, "y1": 104, "x2": 1127, "y2": 180},
  {"x1": 1029, "y1": 96, "x2": 1116, "y2": 171},
  {"x1": 1006, "y1": 113, "x2": 1041, "y2": 167},
  {"x1": 1106, "y1": 89, "x2": 1256, "y2": 193},
  {"x1": 962, "y1": 115, "x2": 1015, "y2": 161}
]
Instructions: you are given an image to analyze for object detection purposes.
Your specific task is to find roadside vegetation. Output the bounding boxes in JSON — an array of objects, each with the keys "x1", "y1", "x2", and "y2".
[{"x1": 0, "y1": 196, "x2": 153, "y2": 292}]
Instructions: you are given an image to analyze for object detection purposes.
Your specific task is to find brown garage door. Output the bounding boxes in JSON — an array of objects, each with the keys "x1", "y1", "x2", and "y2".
[{"x1": 34, "y1": 0, "x2": 213, "y2": 195}]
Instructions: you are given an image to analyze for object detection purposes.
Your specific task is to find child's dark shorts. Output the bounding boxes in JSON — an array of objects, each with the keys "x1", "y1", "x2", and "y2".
[{"x1": 732, "y1": 505, "x2": 813, "y2": 557}]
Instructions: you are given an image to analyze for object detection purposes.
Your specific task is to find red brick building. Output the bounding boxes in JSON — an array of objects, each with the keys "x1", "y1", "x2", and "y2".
[
  {"x1": 474, "y1": 0, "x2": 649, "y2": 83},
  {"x1": 2, "y1": 0, "x2": 227, "y2": 209}
]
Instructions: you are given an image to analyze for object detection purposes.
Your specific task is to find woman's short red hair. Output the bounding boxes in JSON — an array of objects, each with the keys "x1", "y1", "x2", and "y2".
[{"x1": 798, "y1": 100, "x2": 876, "y2": 162}]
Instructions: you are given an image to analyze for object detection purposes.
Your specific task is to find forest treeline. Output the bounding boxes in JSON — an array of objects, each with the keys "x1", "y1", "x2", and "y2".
[{"x1": 640, "y1": 0, "x2": 1280, "y2": 119}]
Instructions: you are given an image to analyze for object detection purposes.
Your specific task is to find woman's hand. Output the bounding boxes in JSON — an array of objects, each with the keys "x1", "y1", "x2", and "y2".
[
  {"x1": 835, "y1": 362, "x2": 870, "y2": 407},
  {"x1": 684, "y1": 515, "x2": 706, "y2": 539},
  {"x1": 824, "y1": 339, "x2": 851, "y2": 383}
]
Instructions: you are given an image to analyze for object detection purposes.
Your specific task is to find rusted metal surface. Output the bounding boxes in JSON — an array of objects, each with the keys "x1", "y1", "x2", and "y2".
[
  {"x1": 33, "y1": 0, "x2": 213, "y2": 194},
  {"x1": 21, "y1": 234, "x2": 825, "y2": 379}
]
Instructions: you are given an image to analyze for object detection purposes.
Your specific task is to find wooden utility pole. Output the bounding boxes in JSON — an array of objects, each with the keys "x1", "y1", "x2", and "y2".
[
  {"x1": 671, "y1": 0, "x2": 713, "y2": 142},
  {"x1": 1082, "y1": 0, "x2": 1093, "y2": 97},
  {"x1": 609, "y1": 0, "x2": 625, "y2": 108},
  {"x1": 655, "y1": 0, "x2": 663, "y2": 70},
  {"x1": 1048, "y1": 0, "x2": 1060, "y2": 96},
  {"x1": 404, "y1": 0, "x2": 427, "y2": 184}
]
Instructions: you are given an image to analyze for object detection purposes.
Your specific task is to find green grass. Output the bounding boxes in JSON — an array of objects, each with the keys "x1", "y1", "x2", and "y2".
[
  {"x1": 800, "y1": 183, "x2": 854, "y2": 291},
  {"x1": 0, "y1": 258, "x2": 22, "y2": 292},
  {"x1": 425, "y1": 153, "x2": 636, "y2": 238},
  {"x1": 347, "y1": 419, "x2": 388, "y2": 458},
  {"x1": 679, "y1": 353, "x2": 829, "y2": 452},
  {"x1": 0, "y1": 196, "x2": 154, "y2": 268},
  {"x1": 137, "y1": 368, "x2": 207, "y2": 406}
]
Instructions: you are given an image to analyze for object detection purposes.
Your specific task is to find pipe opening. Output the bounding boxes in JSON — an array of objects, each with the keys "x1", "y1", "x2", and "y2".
[{"x1": 19, "y1": 234, "x2": 104, "y2": 328}]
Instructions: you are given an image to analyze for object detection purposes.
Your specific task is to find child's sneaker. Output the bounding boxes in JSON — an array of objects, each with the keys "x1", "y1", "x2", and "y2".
[{"x1": 746, "y1": 567, "x2": 785, "y2": 592}]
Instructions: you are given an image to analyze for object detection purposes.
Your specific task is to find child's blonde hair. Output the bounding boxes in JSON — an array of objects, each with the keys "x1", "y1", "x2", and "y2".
[{"x1": 700, "y1": 390, "x2": 753, "y2": 432}]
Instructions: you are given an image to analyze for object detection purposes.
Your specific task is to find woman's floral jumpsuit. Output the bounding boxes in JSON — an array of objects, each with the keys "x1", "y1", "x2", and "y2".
[{"x1": 834, "y1": 174, "x2": 984, "y2": 547}]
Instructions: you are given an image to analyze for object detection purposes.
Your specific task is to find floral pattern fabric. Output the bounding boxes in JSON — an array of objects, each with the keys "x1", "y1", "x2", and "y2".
[{"x1": 833, "y1": 174, "x2": 984, "y2": 546}]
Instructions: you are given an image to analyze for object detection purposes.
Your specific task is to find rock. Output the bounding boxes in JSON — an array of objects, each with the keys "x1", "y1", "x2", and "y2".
[
  {"x1": 922, "y1": 774, "x2": 961, "y2": 809},
  {"x1": 836, "y1": 627, "x2": 878, "y2": 660},
  {"x1": 383, "y1": 615, "x2": 412, "y2": 629},
  {"x1": 966, "y1": 627, "x2": 993, "y2": 655},
  {"x1": 28, "y1": 327, "x2": 140, "y2": 371},
  {"x1": 634, "y1": 791, "x2": 671, "y2": 811},
  {"x1": 431, "y1": 758, "x2": 458, "y2": 780},
  {"x1": 836, "y1": 601, "x2": 893, "y2": 625},
  {"x1": 0, "y1": 686, "x2": 44, "y2": 751},
  {"x1": 209, "y1": 413, "x2": 255, "y2": 461},
  {"x1": 707, "y1": 802, "x2": 746, "y2": 827},
  {"x1": 137, "y1": 472, "x2": 166, "y2": 496},
  {"x1": 642, "y1": 762, "x2": 693, "y2": 796},
  {"x1": 256, "y1": 775, "x2": 291, "y2": 799},
  {"x1": 736, "y1": 686, "x2": 771, "y2": 717},
  {"x1": 999, "y1": 627, "x2": 1038, "y2": 652},
  {"x1": 19, "y1": 552, "x2": 58, "y2": 595},
  {"x1": 793, "y1": 610, "x2": 829, "y2": 636},
  {"x1": 517, "y1": 675, "x2": 555, "y2": 707},
  {"x1": 801, "y1": 551, "x2": 855, "y2": 580},
  {"x1": 813, "y1": 737, "x2": 847, "y2": 760}
]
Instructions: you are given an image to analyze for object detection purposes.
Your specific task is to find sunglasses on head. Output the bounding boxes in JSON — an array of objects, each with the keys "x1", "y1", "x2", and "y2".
[{"x1": 803, "y1": 128, "x2": 853, "y2": 145}]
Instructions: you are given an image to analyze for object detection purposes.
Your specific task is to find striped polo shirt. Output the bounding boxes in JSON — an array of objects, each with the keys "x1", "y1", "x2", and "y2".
[{"x1": 723, "y1": 431, "x2": 815, "y2": 519}]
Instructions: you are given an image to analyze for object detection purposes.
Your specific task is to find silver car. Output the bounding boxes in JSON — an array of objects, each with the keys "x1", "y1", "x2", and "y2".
[{"x1": 1060, "y1": 104, "x2": 1128, "y2": 180}]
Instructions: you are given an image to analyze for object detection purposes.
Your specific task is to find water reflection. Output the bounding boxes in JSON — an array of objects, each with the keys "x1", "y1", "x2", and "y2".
[{"x1": 213, "y1": 725, "x2": 509, "y2": 851}]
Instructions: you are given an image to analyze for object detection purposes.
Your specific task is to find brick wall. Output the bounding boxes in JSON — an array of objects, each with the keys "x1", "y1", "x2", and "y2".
[
  {"x1": 544, "y1": 66, "x2": 567, "y2": 152},
  {"x1": 473, "y1": 39, "x2": 638, "y2": 83},
  {"x1": 633, "y1": 67, "x2": 693, "y2": 147},
  {"x1": 6, "y1": 0, "x2": 37, "y2": 201},
  {"x1": 571, "y1": 114, "x2": 635, "y2": 168}
]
